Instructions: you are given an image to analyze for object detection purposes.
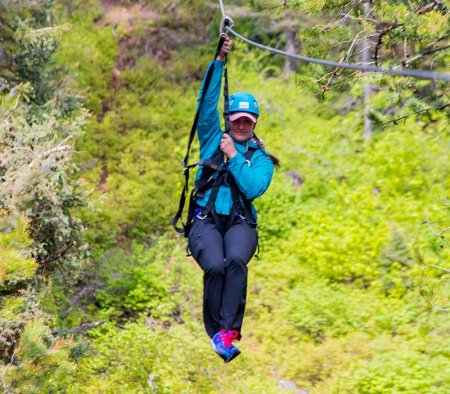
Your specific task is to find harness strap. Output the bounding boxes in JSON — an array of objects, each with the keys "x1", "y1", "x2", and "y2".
[
  {"x1": 182, "y1": 36, "x2": 226, "y2": 168},
  {"x1": 229, "y1": 176, "x2": 246, "y2": 218},
  {"x1": 183, "y1": 187, "x2": 197, "y2": 237},
  {"x1": 223, "y1": 62, "x2": 230, "y2": 134},
  {"x1": 193, "y1": 148, "x2": 227, "y2": 197},
  {"x1": 172, "y1": 36, "x2": 227, "y2": 234}
]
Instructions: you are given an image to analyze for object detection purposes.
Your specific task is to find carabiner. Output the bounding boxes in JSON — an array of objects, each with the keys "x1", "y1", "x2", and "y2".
[{"x1": 220, "y1": 15, "x2": 234, "y2": 37}]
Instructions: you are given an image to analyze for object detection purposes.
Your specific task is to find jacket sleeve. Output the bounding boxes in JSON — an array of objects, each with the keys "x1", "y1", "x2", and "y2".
[
  {"x1": 196, "y1": 60, "x2": 224, "y2": 147},
  {"x1": 227, "y1": 151, "x2": 275, "y2": 200}
]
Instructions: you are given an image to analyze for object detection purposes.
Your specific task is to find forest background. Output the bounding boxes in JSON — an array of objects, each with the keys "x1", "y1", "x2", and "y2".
[{"x1": 1, "y1": 0, "x2": 449, "y2": 393}]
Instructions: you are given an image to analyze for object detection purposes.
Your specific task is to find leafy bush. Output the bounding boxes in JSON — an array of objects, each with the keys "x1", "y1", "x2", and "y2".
[{"x1": 3, "y1": 1, "x2": 446, "y2": 392}]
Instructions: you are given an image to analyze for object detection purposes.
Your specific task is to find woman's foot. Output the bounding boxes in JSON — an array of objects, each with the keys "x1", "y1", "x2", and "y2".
[{"x1": 210, "y1": 330, "x2": 241, "y2": 363}]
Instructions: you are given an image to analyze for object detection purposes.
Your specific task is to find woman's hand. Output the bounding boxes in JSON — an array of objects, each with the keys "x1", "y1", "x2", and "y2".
[
  {"x1": 216, "y1": 37, "x2": 232, "y2": 62},
  {"x1": 220, "y1": 133, "x2": 237, "y2": 159}
]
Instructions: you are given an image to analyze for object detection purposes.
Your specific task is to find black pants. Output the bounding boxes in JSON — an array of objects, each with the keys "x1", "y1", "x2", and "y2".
[{"x1": 188, "y1": 215, "x2": 258, "y2": 339}]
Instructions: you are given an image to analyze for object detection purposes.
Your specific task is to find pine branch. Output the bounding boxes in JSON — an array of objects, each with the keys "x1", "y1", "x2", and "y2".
[
  {"x1": 403, "y1": 44, "x2": 450, "y2": 67},
  {"x1": 320, "y1": 6, "x2": 353, "y2": 32},
  {"x1": 374, "y1": 23, "x2": 403, "y2": 67},
  {"x1": 317, "y1": 33, "x2": 361, "y2": 89},
  {"x1": 382, "y1": 104, "x2": 450, "y2": 127},
  {"x1": 416, "y1": 1, "x2": 445, "y2": 15}
]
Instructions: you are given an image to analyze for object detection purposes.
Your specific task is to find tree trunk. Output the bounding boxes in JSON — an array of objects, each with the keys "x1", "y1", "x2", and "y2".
[
  {"x1": 65, "y1": 0, "x2": 73, "y2": 18},
  {"x1": 362, "y1": 2, "x2": 373, "y2": 140},
  {"x1": 284, "y1": 30, "x2": 301, "y2": 77}
]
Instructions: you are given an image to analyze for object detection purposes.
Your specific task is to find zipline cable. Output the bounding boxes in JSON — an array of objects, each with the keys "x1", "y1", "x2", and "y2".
[
  {"x1": 218, "y1": 2, "x2": 450, "y2": 81},
  {"x1": 219, "y1": 0, "x2": 226, "y2": 19}
]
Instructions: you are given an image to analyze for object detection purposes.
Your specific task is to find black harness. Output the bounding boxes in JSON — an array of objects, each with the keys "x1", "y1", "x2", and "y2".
[{"x1": 182, "y1": 145, "x2": 257, "y2": 237}]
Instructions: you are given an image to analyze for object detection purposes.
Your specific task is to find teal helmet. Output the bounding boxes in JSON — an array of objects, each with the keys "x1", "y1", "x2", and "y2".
[{"x1": 229, "y1": 92, "x2": 259, "y2": 118}]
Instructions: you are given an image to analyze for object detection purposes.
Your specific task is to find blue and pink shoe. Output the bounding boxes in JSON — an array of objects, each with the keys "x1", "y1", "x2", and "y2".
[{"x1": 210, "y1": 330, "x2": 241, "y2": 363}]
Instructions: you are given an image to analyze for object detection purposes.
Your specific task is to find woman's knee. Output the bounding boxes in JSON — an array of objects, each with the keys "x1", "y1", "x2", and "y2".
[
  {"x1": 226, "y1": 255, "x2": 248, "y2": 269},
  {"x1": 203, "y1": 260, "x2": 225, "y2": 276}
]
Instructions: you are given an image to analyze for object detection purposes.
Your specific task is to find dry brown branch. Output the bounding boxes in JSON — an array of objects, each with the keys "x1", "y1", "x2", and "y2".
[
  {"x1": 404, "y1": 44, "x2": 450, "y2": 67},
  {"x1": 70, "y1": 320, "x2": 106, "y2": 332},
  {"x1": 27, "y1": 134, "x2": 74, "y2": 168},
  {"x1": 320, "y1": 7, "x2": 353, "y2": 32},
  {"x1": 37, "y1": 242, "x2": 75, "y2": 267},
  {"x1": 395, "y1": 33, "x2": 449, "y2": 69},
  {"x1": 374, "y1": 23, "x2": 403, "y2": 67},
  {"x1": 317, "y1": 33, "x2": 361, "y2": 86}
]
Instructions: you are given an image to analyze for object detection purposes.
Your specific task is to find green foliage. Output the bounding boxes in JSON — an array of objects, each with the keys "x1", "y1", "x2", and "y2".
[
  {"x1": 0, "y1": 1, "x2": 87, "y2": 392},
  {"x1": 0, "y1": 221, "x2": 75, "y2": 394},
  {"x1": 63, "y1": 43, "x2": 449, "y2": 390},
  {"x1": 346, "y1": 350, "x2": 449, "y2": 394},
  {"x1": 0, "y1": 0, "x2": 89, "y2": 275},
  {"x1": 1, "y1": 319, "x2": 74, "y2": 394},
  {"x1": 93, "y1": 243, "x2": 176, "y2": 318},
  {"x1": 0, "y1": 219, "x2": 35, "y2": 364},
  {"x1": 54, "y1": 5, "x2": 118, "y2": 114},
  {"x1": 1, "y1": 92, "x2": 89, "y2": 275},
  {"x1": 2, "y1": 0, "x2": 447, "y2": 392},
  {"x1": 0, "y1": 217, "x2": 35, "y2": 290}
]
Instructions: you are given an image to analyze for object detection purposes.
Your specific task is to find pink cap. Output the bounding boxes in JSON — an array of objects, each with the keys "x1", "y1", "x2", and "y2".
[{"x1": 230, "y1": 112, "x2": 257, "y2": 123}]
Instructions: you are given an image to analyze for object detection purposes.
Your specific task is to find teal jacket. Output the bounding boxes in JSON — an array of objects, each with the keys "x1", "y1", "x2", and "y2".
[{"x1": 194, "y1": 60, "x2": 274, "y2": 219}]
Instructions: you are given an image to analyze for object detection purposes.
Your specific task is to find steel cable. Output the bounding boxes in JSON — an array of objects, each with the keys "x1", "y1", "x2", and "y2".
[{"x1": 218, "y1": 1, "x2": 450, "y2": 81}]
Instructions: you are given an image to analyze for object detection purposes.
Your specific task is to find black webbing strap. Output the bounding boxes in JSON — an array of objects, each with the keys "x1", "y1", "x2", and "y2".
[
  {"x1": 241, "y1": 147, "x2": 258, "y2": 225},
  {"x1": 181, "y1": 36, "x2": 226, "y2": 168},
  {"x1": 229, "y1": 178, "x2": 246, "y2": 218},
  {"x1": 172, "y1": 36, "x2": 227, "y2": 234},
  {"x1": 223, "y1": 62, "x2": 230, "y2": 134},
  {"x1": 201, "y1": 179, "x2": 222, "y2": 217}
]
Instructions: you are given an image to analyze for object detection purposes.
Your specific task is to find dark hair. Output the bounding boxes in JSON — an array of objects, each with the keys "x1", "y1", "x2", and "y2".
[{"x1": 253, "y1": 132, "x2": 280, "y2": 167}]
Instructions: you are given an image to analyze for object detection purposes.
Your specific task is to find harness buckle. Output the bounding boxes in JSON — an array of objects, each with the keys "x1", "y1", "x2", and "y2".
[{"x1": 194, "y1": 207, "x2": 208, "y2": 220}]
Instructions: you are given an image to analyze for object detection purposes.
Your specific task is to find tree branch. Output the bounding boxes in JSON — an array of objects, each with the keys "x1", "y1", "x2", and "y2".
[
  {"x1": 28, "y1": 134, "x2": 74, "y2": 168},
  {"x1": 320, "y1": 7, "x2": 353, "y2": 32},
  {"x1": 416, "y1": 1, "x2": 444, "y2": 15},
  {"x1": 423, "y1": 211, "x2": 446, "y2": 237},
  {"x1": 37, "y1": 241, "x2": 75, "y2": 267},
  {"x1": 425, "y1": 263, "x2": 450, "y2": 274},
  {"x1": 374, "y1": 23, "x2": 403, "y2": 67},
  {"x1": 319, "y1": 32, "x2": 361, "y2": 87},
  {"x1": 403, "y1": 44, "x2": 450, "y2": 67},
  {"x1": 338, "y1": 13, "x2": 378, "y2": 24},
  {"x1": 395, "y1": 33, "x2": 449, "y2": 70},
  {"x1": 382, "y1": 104, "x2": 450, "y2": 127},
  {"x1": 417, "y1": 247, "x2": 450, "y2": 313},
  {"x1": 70, "y1": 320, "x2": 106, "y2": 332}
]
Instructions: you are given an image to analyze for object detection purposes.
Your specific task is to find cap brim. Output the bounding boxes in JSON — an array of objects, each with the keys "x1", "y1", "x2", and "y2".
[{"x1": 230, "y1": 112, "x2": 257, "y2": 123}]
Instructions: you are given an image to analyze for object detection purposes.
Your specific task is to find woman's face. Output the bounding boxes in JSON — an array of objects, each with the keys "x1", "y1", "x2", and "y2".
[{"x1": 230, "y1": 117, "x2": 255, "y2": 142}]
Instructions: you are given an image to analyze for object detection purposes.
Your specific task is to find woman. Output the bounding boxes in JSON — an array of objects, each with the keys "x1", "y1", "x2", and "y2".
[{"x1": 188, "y1": 38, "x2": 278, "y2": 363}]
